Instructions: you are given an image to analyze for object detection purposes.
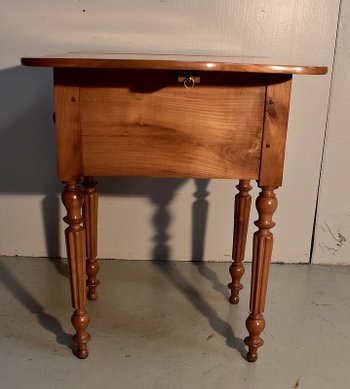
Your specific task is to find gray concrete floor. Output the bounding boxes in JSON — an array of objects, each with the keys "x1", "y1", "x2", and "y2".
[{"x1": 0, "y1": 257, "x2": 350, "y2": 389}]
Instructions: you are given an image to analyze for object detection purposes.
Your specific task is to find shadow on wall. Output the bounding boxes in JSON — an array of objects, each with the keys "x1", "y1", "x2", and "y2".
[
  {"x1": 0, "y1": 66, "x2": 243, "y2": 356},
  {"x1": 0, "y1": 66, "x2": 62, "y2": 257},
  {"x1": 0, "y1": 66, "x2": 220, "y2": 263}
]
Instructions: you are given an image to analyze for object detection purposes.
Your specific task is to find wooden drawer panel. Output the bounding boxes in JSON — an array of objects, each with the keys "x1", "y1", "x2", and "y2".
[{"x1": 79, "y1": 70, "x2": 266, "y2": 179}]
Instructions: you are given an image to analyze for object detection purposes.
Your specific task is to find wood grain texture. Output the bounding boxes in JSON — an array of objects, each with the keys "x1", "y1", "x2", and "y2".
[
  {"x1": 80, "y1": 70, "x2": 265, "y2": 179},
  {"x1": 228, "y1": 180, "x2": 252, "y2": 304},
  {"x1": 54, "y1": 69, "x2": 82, "y2": 181},
  {"x1": 244, "y1": 186, "x2": 278, "y2": 362},
  {"x1": 259, "y1": 75, "x2": 292, "y2": 187},
  {"x1": 21, "y1": 52, "x2": 327, "y2": 75},
  {"x1": 62, "y1": 181, "x2": 90, "y2": 359}
]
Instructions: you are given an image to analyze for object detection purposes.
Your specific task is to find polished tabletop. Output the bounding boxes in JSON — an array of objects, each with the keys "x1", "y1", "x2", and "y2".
[{"x1": 21, "y1": 52, "x2": 327, "y2": 75}]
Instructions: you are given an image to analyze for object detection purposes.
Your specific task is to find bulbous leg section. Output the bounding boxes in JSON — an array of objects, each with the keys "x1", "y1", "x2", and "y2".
[
  {"x1": 244, "y1": 314, "x2": 265, "y2": 362},
  {"x1": 86, "y1": 262, "x2": 100, "y2": 301},
  {"x1": 72, "y1": 309, "x2": 91, "y2": 358},
  {"x1": 228, "y1": 262, "x2": 245, "y2": 304}
]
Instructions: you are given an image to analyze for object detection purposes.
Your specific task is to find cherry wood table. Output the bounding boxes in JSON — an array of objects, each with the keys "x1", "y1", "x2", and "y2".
[{"x1": 21, "y1": 53, "x2": 326, "y2": 362}]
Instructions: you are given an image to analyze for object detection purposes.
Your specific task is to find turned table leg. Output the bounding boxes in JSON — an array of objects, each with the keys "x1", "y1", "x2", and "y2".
[
  {"x1": 244, "y1": 186, "x2": 277, "y2": 362},
  {"x1": 62, "y1": 181, "x2": 91, "y2": 358},
  {"x1": 228, "y1": 180, "x2": 252, "y2": 304},
  {"x1": 82, "y1": 176, "x2": 100, "y2": 301}
]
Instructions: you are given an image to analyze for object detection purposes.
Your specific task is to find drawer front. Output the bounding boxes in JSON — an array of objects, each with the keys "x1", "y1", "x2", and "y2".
[{"x1": 79, "y1": 69, "x2": 266, "y2": 179}]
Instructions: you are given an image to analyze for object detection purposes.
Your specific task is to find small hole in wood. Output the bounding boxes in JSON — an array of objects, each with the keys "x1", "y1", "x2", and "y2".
[
  {"x1": 266, "y1": 144, "x2": 271, "y2": 148},
  {"x1": 71, "y1": 97, "x2": 76, "y2": 102}
]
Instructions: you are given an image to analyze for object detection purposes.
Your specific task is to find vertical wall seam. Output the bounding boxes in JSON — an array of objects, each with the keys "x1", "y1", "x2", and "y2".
[{"x1": 309, "y1": 0, "x2": 343, "y2": 264}]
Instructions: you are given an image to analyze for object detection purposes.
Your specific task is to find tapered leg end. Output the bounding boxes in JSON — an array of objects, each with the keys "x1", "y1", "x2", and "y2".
[
  {"x1": 75, "y1": 347, "x2": 89, "y2": 359},
  {"x1": 228, "y1": 293, "x2": 240, "y2": 304},
  {"x1": 246, "y1": 349, "x2": 258, "y2": 362}
]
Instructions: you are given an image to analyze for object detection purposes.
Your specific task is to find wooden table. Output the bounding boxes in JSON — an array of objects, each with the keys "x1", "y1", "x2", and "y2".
[{"x1": 21, "y1": 53, "x2": 326, "y2": 362}]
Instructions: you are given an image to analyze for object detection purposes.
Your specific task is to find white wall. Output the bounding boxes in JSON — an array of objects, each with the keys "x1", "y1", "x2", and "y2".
[
  {"x1": 0, "y1": 1, "x2": 340, "y2": 262},
  {"x1": 313, "y1": 0, "x2": 350, "y2": 264}
]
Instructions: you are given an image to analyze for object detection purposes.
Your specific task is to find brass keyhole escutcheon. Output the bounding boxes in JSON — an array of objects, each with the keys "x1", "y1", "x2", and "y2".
[
  {"x1": 178, "y1": 76, "x2": 201, "y2": 88},
  {"x1": 183, "y1": 76, "x2": 195, "y2": 88}
]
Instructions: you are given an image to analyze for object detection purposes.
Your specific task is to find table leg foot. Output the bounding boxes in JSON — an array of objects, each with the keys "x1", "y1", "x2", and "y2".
[
  {"x1": 244, "y1": 186, "x2": 277, "y2": 361},
  {"x1": 244, "y1": 313, "x2": 265, "y2": 362},
  {"x1": 62, "y1": 181, "x2": 91, "y2": 358},
  {"x1": 82, "y1": 176, "x2": 100, "y2": 301},
  {"x1": 72, "y1": 309, "x2": 91, "y2": 358}
]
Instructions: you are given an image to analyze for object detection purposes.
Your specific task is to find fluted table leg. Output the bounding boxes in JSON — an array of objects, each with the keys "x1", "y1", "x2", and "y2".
[
  {"x1": 62, "y1": 181, "x2": 91, "y2": 359},
  {"x1": 82, "y1": 176, "x2": 100, "y2": 301},
  {"x1": 244, "y1": 186, "x2": 277, "y2": 362},
  {"x1": 228, "y1": 180, "x2": 252, "y2": 304}
]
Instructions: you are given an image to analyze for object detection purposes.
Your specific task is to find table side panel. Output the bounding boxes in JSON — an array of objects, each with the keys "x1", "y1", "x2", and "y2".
[
  {"x1": 259, "y1": 74, "x2": 292, "y2": 187},
  {"x1": 79, "y1": 70, "x2": 266, "y2": 179},
  {"x1": 54, "y1": 69, "x2": 83, "y2": 181}
]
